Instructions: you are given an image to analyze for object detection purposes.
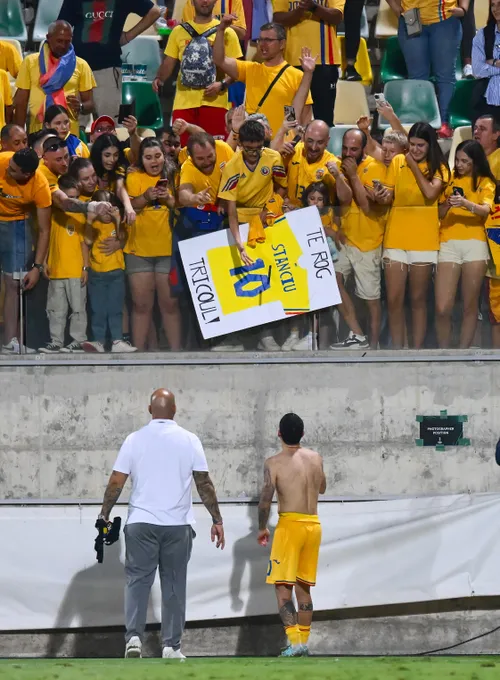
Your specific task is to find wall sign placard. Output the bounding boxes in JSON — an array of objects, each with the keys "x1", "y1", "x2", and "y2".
[{"x1": 416, "y1": 410, "x2": 470, "y2": 451}]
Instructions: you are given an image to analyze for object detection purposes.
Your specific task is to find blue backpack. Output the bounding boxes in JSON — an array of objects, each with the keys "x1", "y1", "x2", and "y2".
[{"x1": 180, "y1": 23, "x2": 219, "y2": 90}]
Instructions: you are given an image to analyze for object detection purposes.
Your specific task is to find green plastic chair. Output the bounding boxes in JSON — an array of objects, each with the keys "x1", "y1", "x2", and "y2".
[
  {"x1": 448, "y1": 79, "x2": 476, "y2": 129},
  {"x1": 380, "y1": 80, "x2": 441, "y2": 129},
  {"x1": 327, "y1": 125, "x2": 352, "y2": 157},
  {"x1": 0, "y1": 0, "x2": 28, "y2": 42},
  {"x1": 33, "y1": 0, "x2": 63, "y2": 43},
  {"x1": 121, "y1": 37, "x2": 162, "y2": 82},
  {"x1": 380, "y1": 36, "x2": 407, "y2": 84},
  {"x1": 122, "y1": 81, "x2": 164, "y2": 130}
]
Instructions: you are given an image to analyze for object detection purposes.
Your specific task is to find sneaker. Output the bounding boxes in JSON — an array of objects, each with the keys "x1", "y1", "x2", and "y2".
[
  {"x1": 112, "y1": 340, "x2": 138, "y2": 353},
  {"x1": 281, "y1": 330, "x2": 300, "y2": 351},
  {"x1": 257, "y1": 335, "x2": 281, "y2": 351},
  {"x1": 2, "y1": 337, "x2": 36, "y2": 354},
  {"x1": 280, "y1": 644, "x2": 304, "y2": 657},
  {"x1": 343, "y1": 64, "x2": 362, "y2": 81},
  {"x1": 301, "y1": 645, "x2": 310, "y2": 657},
  {"x1": 82, "y1": 340, "x2": 105, "y2": 353},
  {"x1": 38, "y1": 342, "x2": 62, "y2": 354},
  {"x1": 211, "y1": 340, "x2": 244, "y2": 351},
  {"x1": 330, "y1": 331, "x2": 369, "y2": 350},
  {"x1": 162, "y1": 647, "x2": 186, "y2": 661},
  {"x1": 438, "y1": 122, "x2": 453, "y2": 139},
  {"x1": 291, "y1": 331, "x2": 313, "y2": 351},
  {"x1": 125, "y1": 636, "x2": 142, "y2": 658},
  {"x1": 60, "y1": 341, "x2": 84, "y2": 353},
  {"x1": 462, "y1": 64, "x2": 474, "y2": 79}
]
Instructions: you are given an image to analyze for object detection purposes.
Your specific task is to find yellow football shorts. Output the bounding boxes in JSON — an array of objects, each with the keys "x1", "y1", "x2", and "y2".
[{"x1": 266, "y1": 512, "x2": 322, "y2": 587}]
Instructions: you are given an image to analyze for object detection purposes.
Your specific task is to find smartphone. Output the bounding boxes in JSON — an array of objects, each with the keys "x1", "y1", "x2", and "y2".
[
  {"x1": 373, "y1": 179, "x2": 383, "y2": 190},
  {"x1": 118, "y1": 100, "x2": 136, "y2": 123},
  {"x1": 156, "y1": 178, "x2": 169, "y2": 188},
  {"x1": 374, "y1": 93, "x2": 386, "y2": 105},
  {"x1": 291, "y1": 134, "x2": 302, "y2": 147},
  {"x1": 453, "y1": 186, "x2": 464, "y2": 197},
  {"x1": 284, "y1": 105, "x2": 296, "y2": 122}
]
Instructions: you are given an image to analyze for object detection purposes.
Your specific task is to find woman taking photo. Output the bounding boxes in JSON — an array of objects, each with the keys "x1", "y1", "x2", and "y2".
[
  {"x1": 436, "y1": 140, "x2": 495, "y2": 348},
  {"x1": 377, "y1": 122, "x2": 450, "y2": 349},
  {"x1": 43, "y1": 105, "x2": 89, "y2": 158},
  {"x1": 90, "y1": 134, "x2": 136, "y2": 224},
  {"x1": 125, "y1": 138, "x2": 180, "y2": 351}
]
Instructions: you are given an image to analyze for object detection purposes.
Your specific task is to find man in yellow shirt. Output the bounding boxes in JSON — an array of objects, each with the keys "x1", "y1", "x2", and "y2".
[
  {"x1": 213, "y1": 19, "x2": 314, "y2": 141},
  {"x1": 286, "y1": 119, "x2": 352, "y2": 207},
  {"x1": 474, "y1": 114, "x2": 500, "y2": 180},
  {"x1": 153, "y1": 0, "x2": 242, "y2": 145},
  {"x1": 0, "y1": 68, "x2": 13, "y2": 130},
  {"x1": 14, "y1": 21, "x2": 96, "y2": 136},
  {"x1": 0, "y1": 40, "x2": 22, "y2": 79},
  {"x1": 273, "y1": 0, "x2": 344, "y2": 126},
  {"x1": 0, "y1": 125, "x2": 27, "y2": 153},
  {"x1": 332, "y1": 128, "x2": 387, "y2": 350},
  {"x1": 182, "y1": 0, "x2": 247, "y2": 40}
]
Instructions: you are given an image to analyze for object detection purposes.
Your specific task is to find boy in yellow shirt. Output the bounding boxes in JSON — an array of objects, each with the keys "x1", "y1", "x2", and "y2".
[
  {"x1": 39, "y1": 175, "x2": 89, "y2": 354},
  {"x1": 82, "y1": 190, "x2": 137, "y2": 354}
]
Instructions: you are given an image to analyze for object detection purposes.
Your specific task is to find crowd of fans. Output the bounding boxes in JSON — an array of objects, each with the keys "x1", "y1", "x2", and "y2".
[{"x1": 0, "y1": 0, "x2": 499, "y2": 354}]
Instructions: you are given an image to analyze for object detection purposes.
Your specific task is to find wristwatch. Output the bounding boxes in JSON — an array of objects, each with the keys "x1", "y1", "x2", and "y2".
[
  {"x1": 32, "y1": 263, "x2": 44, "y2": 273},
  {"x1": 219, "y1": 80, "x2": 227, "y2": 92},
  {"x1": 82, "y1": 266, "x2": 90, "y2": 272}
]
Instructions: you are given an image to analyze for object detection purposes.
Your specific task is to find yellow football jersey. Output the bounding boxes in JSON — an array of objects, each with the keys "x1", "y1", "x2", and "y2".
[
  {"x1": 179, "y1": 140, "x2": 234, "y2": 204},
  {"x1": 287, "y1": 142, "x2": 341, "y2": 207}
]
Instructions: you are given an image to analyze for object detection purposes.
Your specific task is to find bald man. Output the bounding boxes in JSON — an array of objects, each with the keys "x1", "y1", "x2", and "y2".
[
  {"x1": 14, "y1": 20, "x2": 96, "y2": 135},
  {"x1": 0, "y1": 124, "x2": 27, "y2": 153},
  {"x1": 99, "y1": 389, "x2": 225, "y2": 661}
]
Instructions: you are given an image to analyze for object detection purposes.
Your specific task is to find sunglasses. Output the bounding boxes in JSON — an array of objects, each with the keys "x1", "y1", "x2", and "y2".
[{"x1": 44, "y1": 140, "x2": 68, "y2": 154}]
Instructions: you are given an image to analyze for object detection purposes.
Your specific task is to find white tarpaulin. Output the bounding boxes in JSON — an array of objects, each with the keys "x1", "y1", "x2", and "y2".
[{"x1": 1, "y1": 494, "x2": 500, "y2": 631}]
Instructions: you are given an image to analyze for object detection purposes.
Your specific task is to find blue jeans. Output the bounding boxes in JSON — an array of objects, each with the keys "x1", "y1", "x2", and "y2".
[
  {"x1": 398, "y1": 16, "x2": 462, "y2": 123},
  {"x1": 0, "y1": 219, "x2": 32, "y2": 275},
  {"x1": 88, "y1": 268, "x2": 125, "y2": 342}
]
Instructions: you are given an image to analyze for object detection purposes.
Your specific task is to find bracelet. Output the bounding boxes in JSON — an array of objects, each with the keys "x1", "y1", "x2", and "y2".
[
  {"x1": 212, "y1": 518, "x2": 223, "y2": 525},
  {"x1": 469, "y1": 203, "x2": 475, "y2": 214},
  {"x1": 219, "y1": 80, "x2": 228, "y2": 92},
  {"x1": 82, "y1": 266, "x2": 90, "y2": 272}
]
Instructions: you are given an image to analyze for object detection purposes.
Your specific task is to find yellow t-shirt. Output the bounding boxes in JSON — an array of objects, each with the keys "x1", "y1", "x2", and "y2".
[
  {"x1": 272, "y1": 0, "x2": 345, "y2": 65},
  {"x1": 15, "y1": 50, "x2": 96, "y2": 135},
  {"x1": 401, "y1": 0, "x2": 457, "y2": 24},
  {"x1": 39, "y1": 162, "x2": 59, "y2": 194},
  {"x1": 341, "y1": 156, "x2": 387, "y2": 252},
  {"x1": 89, "y1": 219, "x2": 125, "y2": 273},
  {"x1": 165, "y1": 20, "x2": 242, "y2": 111},
  {"x1": 236, "y1": 60, "x2": 313, "y2": 141},
  {"x1": 384, "y1": 154, "x2": 450, "y2": 251},
  {"x1": 0, "y1": 152, "x2": 52, "y2": 221},
  {"x1": 182, "y1": 0, "x2": 247, "y2": 33},
  {"x1": 48, "y1": 204, "x2": 87, "y2": 279},
  {"x1": 125, "y1": 170, "x2": 172, "y2": 257},
  {"x1": 0, "y1": 68, "x2": 13, "y2": 130},
  {"x1": 440, "y1": 174, "x2": 495, "y2": 243},
  {"x1": 286, "y1": 141, "x2": 340, "y2": 207},
  {"x1": 488, "y1": 148, "x2": 500, "y2": 181},
  {"x1": 179, "y1": 139, "x2": 234, "y2": 203},
  {"x1": 218, "y1": 147, "x2": 287, "y2": 219},
  {"x1": 0, "y1": 40, "x2": 22, "y2": 78}
]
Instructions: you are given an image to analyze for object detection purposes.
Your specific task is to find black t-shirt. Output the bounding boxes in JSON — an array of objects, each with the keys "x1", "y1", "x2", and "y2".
[{"x1": 58, "y1": 0, "x2": 154, "y2": 71}]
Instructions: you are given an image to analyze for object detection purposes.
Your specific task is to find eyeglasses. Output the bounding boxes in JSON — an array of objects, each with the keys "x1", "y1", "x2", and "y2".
[
  {"x1": 44, "y1": 141, "x2": 67, "y2": 154},
  {"x1": 95, "y1": 126, "x2": 115, "y2": 134},
  {"x1": 256, "y1": 38, "x2": 280, "y2": 44}
]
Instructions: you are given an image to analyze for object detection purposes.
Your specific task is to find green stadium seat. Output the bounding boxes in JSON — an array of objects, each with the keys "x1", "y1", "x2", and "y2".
[
  {"x1": 0, "y1": 0, "x2": 28, "y2": 42},
  {"x1": 448, "y1": 79, "x2": 476, "y2": 129},
  {"x1": 33, "y1": 0, "x2": 63, "y2": 43},
  {"x1": 380, "y1": 36, "x2": 406, "y2": 84},
  {"x1": 327, "y1": 125, "x2": 352, "y2": 157},
  {"x1": 380, "y1": 80, "x2": 441, "y2": 129},
  {"x1": 121, "y1": 36, "x2": 162, "y2": 82},
  {"x1": 122, "y1": 81, "x2": 164, "y2": 130}
]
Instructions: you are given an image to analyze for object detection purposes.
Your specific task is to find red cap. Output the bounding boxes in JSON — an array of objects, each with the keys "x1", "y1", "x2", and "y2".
[{"x1": 90, "y1": 116, "x2": 116, "y2": 134}]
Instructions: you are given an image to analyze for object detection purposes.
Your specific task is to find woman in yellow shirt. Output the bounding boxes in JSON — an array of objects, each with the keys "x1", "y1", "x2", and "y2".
[
  {"x1": 379, "y1": 122, "x2": 450, "y2": 349},
  {"x1": 125, "y1": 138, "x2": 179, "y2": 352},
  {"x1": 90, "y1": 134, "x2": 136, "y2": 225},
  {"x1": 43, "y1": 105, "x2": 89, "y2": 158},
  {"x1": 436, "y1": 140, "x2": 495, "y2": 348}
]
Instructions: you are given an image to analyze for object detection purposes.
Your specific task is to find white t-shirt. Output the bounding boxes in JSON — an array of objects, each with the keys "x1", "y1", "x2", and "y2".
[{"x1": 113, "y1": 419, "x2": 209, "y2": 526}]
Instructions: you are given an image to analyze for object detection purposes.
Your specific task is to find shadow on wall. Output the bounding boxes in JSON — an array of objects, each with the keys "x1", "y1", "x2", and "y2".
[
  {"x1": 229, "y1": 503, "x2": 284, "y2": 656},
  {"x1": 45, "y1": 538, "x2": 160, "y2": 658}
]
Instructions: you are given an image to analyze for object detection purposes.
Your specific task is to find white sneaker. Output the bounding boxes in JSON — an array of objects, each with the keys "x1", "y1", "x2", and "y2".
[
  {"x1": 330, "y1": 330, "x2": 369, "y2": 350},
  {"x1": 2, "y1": 337, "x2": 36, "y2": 354},
  {"x1": 112, "y1": 339, "x2": 137, "y2": 353},
  {"x1": 211, "y1": 340, "x2": 244, "y2": 351},
  {"x1": 281, "y1": 330, "x2": 300, "y2": 351},
  {"x1": 82, "y1": 340, "x2": 105, "y2": 353},
  {"x1": 162, "y1": 646, "x2": 186, "y2": 661},
  {"x1": 462, "y1": 64, "x2": 473, "y2": 78},
  {"x1": 257, "y1": 335, "x2": 281, "y2": 351},
  {"x1": 291, "y1": 332, "x2": 313, "y2": 351},
  {"x1": 125, "y1": 635, "x2": 142, "y2": 658}
]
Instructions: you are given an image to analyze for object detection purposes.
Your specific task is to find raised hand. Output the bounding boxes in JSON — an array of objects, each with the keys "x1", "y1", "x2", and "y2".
[
  {"x1": 219, "y1": 13, "x2": 238, "y2": 30},
  {"x1": 299, "y1": 47, "x2": 318, "y2": 73}
]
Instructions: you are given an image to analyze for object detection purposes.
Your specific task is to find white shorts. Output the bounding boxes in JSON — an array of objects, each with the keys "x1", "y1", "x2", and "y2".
[
  {"x1": 383, "y1": 248, "x2": 438, "y2": 265},
  {"x1": 336, "y1": 243, "x2": 382, "y2": 300},
  {"x1": 438, "y1": 239, "x2": 490, "y2": 265}
]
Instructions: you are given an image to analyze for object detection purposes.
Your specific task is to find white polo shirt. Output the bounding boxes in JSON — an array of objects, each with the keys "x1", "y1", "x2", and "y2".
[{"x1": 113, "y1": 419, "x2": 209, "y2": 526}]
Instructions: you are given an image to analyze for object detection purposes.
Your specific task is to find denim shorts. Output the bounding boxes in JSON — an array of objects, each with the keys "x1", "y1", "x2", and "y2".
[{"x1": 0, "y1": 219, "x2": 32, "y2": 275}]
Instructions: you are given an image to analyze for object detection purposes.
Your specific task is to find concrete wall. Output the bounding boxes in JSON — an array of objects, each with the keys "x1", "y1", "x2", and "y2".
[{"x1": 0, "y1": 357, "x2": 499, "y2": 500}]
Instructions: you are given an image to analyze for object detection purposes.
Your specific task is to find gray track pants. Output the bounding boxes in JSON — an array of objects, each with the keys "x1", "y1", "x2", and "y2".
[{"x1": 124, "y1": 523, "x2": 194, "y2": 649}]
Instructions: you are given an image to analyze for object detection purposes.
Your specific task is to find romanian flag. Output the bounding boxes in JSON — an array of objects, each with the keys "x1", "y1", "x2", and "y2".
[{"x1": 486, "y1": 204, "x2": 500, "y2": 275}]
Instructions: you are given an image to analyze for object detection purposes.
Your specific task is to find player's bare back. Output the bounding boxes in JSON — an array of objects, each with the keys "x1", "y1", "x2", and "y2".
[{"x1": 267, "y1": 447, "x2": 326, "y2": 515}]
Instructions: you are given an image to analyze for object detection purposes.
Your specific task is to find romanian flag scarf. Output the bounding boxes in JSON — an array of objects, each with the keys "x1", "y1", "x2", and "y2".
[{"x1": 37, "y1": 41, "x2": 76, "y2": 122}]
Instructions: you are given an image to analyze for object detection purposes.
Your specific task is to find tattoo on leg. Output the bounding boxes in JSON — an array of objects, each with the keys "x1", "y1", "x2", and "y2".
[
  {"x1": 299, "y1": 603, "x2": 313, "y2": 611},
  {"x1": 279, "y1": 600, "x2": 297, "y2": 627}
]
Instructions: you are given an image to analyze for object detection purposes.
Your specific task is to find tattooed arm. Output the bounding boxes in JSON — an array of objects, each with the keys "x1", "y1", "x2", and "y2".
[
  {"x1": 193, "y1": 471, "x2": 225, "y2": 549},
  {"x1": 257, "y1": 460, "x2": 276, "y2": 542},
  {"x1": 99, "y1": 470, "x2": 129, "y2": 520}
]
